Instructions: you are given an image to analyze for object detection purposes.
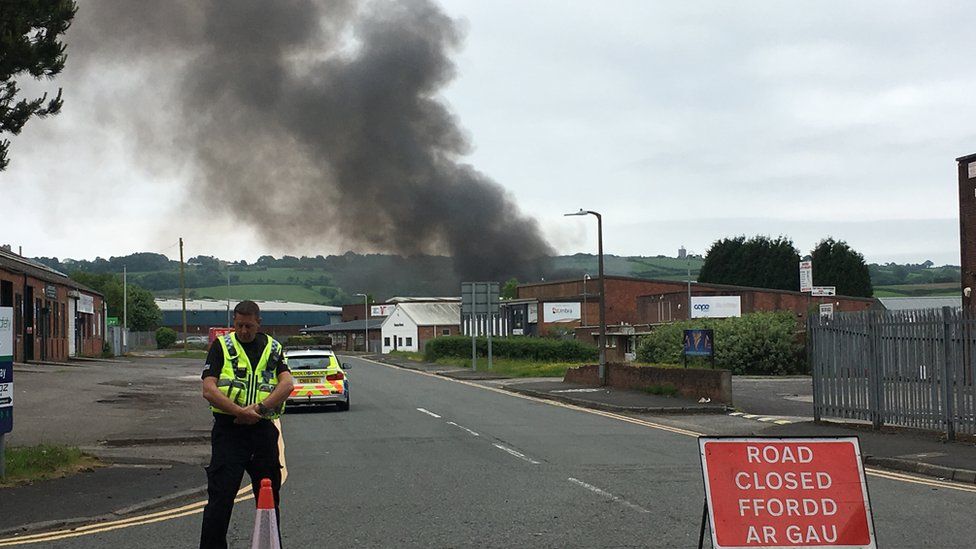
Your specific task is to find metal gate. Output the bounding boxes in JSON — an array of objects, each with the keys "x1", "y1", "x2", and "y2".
[{"x1": 809, "y1": 307, "x2": 976, "y2": 439}]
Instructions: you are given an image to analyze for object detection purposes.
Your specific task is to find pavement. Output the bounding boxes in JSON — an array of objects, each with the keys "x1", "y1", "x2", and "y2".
[{"x1": 2, "y1": 352, "x2": 976, "y2": 538}]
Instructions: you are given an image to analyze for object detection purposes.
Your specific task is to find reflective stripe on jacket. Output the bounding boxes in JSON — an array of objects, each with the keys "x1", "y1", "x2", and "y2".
[{"x1": 209, "y1": 333, "x2": 285, "y2": 418}]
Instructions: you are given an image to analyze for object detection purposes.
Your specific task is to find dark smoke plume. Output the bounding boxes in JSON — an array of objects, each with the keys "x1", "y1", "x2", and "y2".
[{"x1": 71, "y1": 0, "x2": 553, "y2": 280}]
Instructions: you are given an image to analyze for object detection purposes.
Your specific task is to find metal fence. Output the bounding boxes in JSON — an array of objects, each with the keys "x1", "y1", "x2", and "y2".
[{"x1": 809, "y1": 307, "x2": 976, "y2": 439}]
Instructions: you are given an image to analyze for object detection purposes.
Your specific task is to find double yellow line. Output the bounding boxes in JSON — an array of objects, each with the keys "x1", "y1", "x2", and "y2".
[{"x1": 0, "y1": 419, "x2": 289, "y2": 547}]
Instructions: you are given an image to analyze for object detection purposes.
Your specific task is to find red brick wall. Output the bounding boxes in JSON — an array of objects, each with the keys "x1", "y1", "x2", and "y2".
[
  {"x1": 564, "y1": 363, "x2": 732, "y2": 404},
  {"x1": 417, "y1": 324, "x2": 460, "y2": 352},
  {"x1": 0, "y1": 269, "x2": 104, "y2": 362}
]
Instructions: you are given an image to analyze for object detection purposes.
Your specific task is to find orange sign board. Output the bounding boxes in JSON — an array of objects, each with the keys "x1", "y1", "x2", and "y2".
[
  {"x1": 699, "y1": 437, "x2": 876, "y2": 548},
  {"x1": 209, "y1": 327, "x2": 234, "y2": 344}
]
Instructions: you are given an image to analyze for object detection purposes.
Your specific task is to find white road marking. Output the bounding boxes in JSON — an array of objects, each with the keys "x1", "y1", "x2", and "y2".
[
  {"x1": 551, "y1": 388, "x2": 603, "y2": 393},
  {"x1": 417, "y1": 407, "x2": 441, "y2": 418},
  {"x1": 728, "y1": 412, "x2": 794, "y2": 425},
  {"x1": 493, "y1": 443, "x2": 541, "y2": 464},
  {"x1": 568, "y1": 478, "x2": 651, "y2": 514},
  {"x1": 742, "y1": 414, "x2": 759, "y2": 419},
  {"x1": 446, "y1": 421, "x2": 480, "y2": 437},
  {"x1": 359, "y1": 356, "x2": 976, "y2": 495},
  {"x1": 729, "y1": 411, "x2": 744, "y2": 416}
]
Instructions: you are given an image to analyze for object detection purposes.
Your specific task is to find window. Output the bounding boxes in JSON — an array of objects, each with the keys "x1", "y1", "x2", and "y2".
[
  {"x1": 442, "y1": 329, "x2": 450, "y2": 336},
  {"x1": 397, "y1": 337, "x2": 403, "y2": 346},
  {"x1": 406, "y1": 337, "x2": 413, "y2": 346},
  {"x1": 384, "y1": 337, "x2": 390, "y2": 347}
]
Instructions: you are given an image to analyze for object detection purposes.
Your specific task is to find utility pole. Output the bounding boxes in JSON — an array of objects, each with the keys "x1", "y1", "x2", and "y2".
[
  {"x1": 226, "y1": 262, "x2": 231, "y2": 328},
  {"x1": 179, "y1": 238, "x2": 187, "y2": 353},
  {"x1": 123, "y1": 264, "x2": 128, "y2": 354}
]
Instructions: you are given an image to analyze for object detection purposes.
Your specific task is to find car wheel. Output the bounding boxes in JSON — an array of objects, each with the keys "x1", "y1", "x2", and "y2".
[{"x1": 337, "y1": 396, "x2": 350, "y2": 411}]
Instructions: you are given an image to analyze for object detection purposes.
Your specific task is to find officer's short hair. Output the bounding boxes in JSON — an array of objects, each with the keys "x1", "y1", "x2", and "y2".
[{"x1": 234, "y1": 300, "x2": 261, "y2": 318}]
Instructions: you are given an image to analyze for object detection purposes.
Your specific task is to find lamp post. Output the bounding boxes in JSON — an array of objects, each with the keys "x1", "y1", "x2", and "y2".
[
  {"x1": 582, "y1": 273, "x2": 591, "y2": 327},
  {"x1": 565, "y1": 209, "x2": 606, "y2": 385},
  {"x1": 355, "y1": 293, "x2": 369, "y2": 353}
]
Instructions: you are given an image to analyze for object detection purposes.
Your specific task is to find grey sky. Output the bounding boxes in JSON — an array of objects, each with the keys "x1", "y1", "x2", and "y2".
[{"x1": 3, "y1": 1, "x2": 973, "y2": 266}]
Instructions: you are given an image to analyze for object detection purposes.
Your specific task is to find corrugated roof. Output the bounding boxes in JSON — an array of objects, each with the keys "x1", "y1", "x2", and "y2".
[
  {"x1": 302, "y1": 318, "x2": 384, "y2": 333},
  {"x1": 397, "y1": 302, "x2": 461, "y2": 326},
  {"x1": 879, "y1": 297, "x2": 962, "y2": 311},
  {"x1": 385, "y1": 296, "x2": 461, "y2": 303},
  {"x1": 155, "y1": 298, "x2": 341, "y2": 313}
]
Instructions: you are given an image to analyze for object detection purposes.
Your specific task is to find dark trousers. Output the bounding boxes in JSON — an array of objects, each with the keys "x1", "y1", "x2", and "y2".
[{"x1": 200, "y1": 418, "x2": 282, "y2": 549}]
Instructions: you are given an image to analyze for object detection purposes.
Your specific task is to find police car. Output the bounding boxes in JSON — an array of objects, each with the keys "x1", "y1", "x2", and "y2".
[{"x1": 283, "y1": 346, "x2": 350, "y2": 411}]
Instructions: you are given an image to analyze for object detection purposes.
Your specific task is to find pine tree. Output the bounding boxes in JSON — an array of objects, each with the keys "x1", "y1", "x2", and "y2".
[{"x1": 0, "y1": 0, "x2": 77, "y2": 170}]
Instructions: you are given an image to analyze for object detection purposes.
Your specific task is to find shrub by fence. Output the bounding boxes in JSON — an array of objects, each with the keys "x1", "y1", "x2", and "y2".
[
  {"x1": 155, "y1": 327, "x2": 177, "y2": 349},
  {"x1": 425, "y1": 336, "x2": 598, "y2": 362},
  {"x1": 635, "y1": 311, "x2": 804, "y2": 375}
]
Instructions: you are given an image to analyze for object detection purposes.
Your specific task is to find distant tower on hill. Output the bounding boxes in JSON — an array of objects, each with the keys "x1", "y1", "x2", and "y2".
[{"x1": 678, "y1": 246, "x2": 687, "y2": 260}]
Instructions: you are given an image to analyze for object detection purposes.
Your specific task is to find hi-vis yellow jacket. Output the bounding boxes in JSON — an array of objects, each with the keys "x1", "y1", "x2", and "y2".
[{"x1": 210, "y1": 333, "x2": 285, "y2": 419}]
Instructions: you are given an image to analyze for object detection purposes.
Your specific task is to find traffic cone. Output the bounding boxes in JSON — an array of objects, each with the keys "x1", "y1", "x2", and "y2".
[{"x1": 250, "y1": 478, "x2": 280, "y2": 549}]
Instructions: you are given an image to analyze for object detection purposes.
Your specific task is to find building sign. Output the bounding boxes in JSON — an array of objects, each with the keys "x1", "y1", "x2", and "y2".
[
  {"x1": 699, "y1": 436, "x2": 876, "y2": 549},
  {"x1": 78, "y1": 294, "x2": 95, "y2": 315},
  {"x1": 527, "y1": 305, "x2": 538, "y2": 324},
  {"x1": 370, "y1": 304, "x2": 395, "y2": 317},
  {"x1": 208, "y1": 327, "x2": 234, "y2": 344},
  {"x1": 0, "y1": 307, "x2": 13, "y2": 434},
  {"x1": 691, "y1": 296, "x2": 742, "y2": 319},
  {"x1": 799, "y1": 261, "x2": 813, "y2": 292},
  {"x1": 107, "y1": 316, "x2": 120, "y2": 327},
  {"x1": 819, "y1": 303, "x2": 834, "y2": 319},
  {"x1": 683, "y1": 329, "x2": 714, "y2": 357},
  {"x1": 811, "y1": 286, "x2": 836, "y2": 297},
  {"x1": 543, "y1": 302, "x2": 581, "y2": 323},
  {"x1": 44, "y1": 285, "x2": 57, "y2": 299},
  {"x1": 970, "y1": 161, "x2": 976, "y2": 179}
]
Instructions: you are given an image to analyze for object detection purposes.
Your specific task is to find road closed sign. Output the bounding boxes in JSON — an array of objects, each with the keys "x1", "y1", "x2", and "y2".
[{"x1": 699, "y1": 437, "x2": 876, "y2": 548}]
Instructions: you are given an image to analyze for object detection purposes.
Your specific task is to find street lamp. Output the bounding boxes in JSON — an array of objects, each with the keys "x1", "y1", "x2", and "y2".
[
  {"x1": 354, "y1": 293, "x2": 369, "y2": 353},
  {"x1": 565, "y1": 209, "x2": 607, "y2": 385},
  {"x1": 582, "y1": 273, "x2": 591, "y2": 327}
]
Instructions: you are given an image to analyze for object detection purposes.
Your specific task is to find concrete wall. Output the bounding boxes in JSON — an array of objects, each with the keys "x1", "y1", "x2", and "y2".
[
  {"x1": 637, "y1": 289, "x2": 876, "y2": 324},
  {"x1": 564, "y1": 363, "x2": 733, "y2": 404}
]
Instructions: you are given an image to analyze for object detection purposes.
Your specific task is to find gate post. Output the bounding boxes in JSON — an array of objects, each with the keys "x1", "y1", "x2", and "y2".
[
  {"x1": 867, "y1": 311, "x2": 884, "y2": 430},
  {"x1": 808, "y1": 314, "x2": 821, "y2": 422},
  {"x1": 942, "y1": 306, "x2": 956, "y2": 441}
]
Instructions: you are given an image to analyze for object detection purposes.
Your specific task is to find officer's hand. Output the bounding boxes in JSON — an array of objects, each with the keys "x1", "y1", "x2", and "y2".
[{"x1": 234, "y1": 405, "x2": 262, "y2": 425}]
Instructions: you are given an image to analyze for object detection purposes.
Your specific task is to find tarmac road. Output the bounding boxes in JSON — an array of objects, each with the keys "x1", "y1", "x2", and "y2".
[{"x1": 3, "y1": 355, "x2": 975, "y2": 548}]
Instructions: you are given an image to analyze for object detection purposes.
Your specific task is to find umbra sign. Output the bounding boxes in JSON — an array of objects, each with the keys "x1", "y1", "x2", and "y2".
[{"x1": 698, "y1": 436, "x2": 876, "y2": 549}]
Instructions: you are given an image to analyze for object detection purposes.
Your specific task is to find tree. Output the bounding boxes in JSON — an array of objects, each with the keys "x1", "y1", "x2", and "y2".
[
  {"x1": 501, "y1": 277, "x2": 519, "y2": 299},
  {"x1": 0, "y1": 0, "x2": 77, "y2": 170},
  {"x1": 809, "y1": 238, "x2": 873, "y2": 297},
  {"x1": 699, "y1": 235, "x2": 800, "y2": 291},
  {"x1": 70, "y1": 272, "x2": 162, "y2": 331}
]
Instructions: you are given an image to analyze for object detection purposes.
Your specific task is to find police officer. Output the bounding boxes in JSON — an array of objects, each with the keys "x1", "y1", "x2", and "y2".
[{"x1": 200, "y1": 300, "x2": 294, "y2": 549}]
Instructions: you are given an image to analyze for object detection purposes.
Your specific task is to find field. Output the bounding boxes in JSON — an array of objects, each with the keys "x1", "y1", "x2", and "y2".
[{"x1": 873, "y1": 282, "x2": 958, "y2": 297}]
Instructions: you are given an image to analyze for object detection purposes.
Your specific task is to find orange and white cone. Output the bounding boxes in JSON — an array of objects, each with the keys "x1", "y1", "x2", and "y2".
[{"x1": 250, "y1": 478, "x2": 280, "y2": 549}]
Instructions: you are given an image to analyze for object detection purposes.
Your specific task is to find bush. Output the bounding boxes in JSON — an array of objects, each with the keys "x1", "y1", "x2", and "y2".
[
  {"x1": 155, "y1": 327, "x2": 177, "y2": 349},
  {"x1": 635, "y1": 311, "x2": 804, "y2": 375},
  {"x1": 285, "y1": 335, "x2": 333, "y2": 347},
  {"x1": 424, "y1": 336, "x2": 598, "y2": 363}
]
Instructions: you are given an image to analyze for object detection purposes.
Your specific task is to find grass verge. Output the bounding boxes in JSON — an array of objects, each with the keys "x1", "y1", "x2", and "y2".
[
  {"x1": 165, "y1": 350, "x2": 209, "y2": 359},
  {"x1": 389, "y1": 351, "x2": 425, "y2": 362},
  {"x1": 641, "y1": 383, "x2": 678, "y2": 397},
  {"x1": 1, "y1": 445, "x2": 101, "y2": 487},
  {"x1": 435, "y1": 357, "x2": 581, "y2": 378}
]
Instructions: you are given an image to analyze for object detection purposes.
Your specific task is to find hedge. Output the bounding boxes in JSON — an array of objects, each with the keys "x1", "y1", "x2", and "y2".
[
  {"x1": 285, "y1": 335, "x2": 334, "y2": 347},
  {"x1": 424, "y1": 336, "x2": 598, "y2": 363},
  {"x1": 635, "y1": 311, "x2": 804, "y2": 375}
]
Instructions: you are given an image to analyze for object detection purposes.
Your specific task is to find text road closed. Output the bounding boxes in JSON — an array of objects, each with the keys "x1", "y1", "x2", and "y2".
[{"x1": 699, "y1": 437, "x2": 876, "y2": 548}]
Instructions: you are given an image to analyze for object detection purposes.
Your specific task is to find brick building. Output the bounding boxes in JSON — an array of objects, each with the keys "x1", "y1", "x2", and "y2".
[
  {"x1": 514, "y1": 275, "x2": 879, "y2": 361},
  {"x1": 0, "y1": 248, "x2": 105, "y2": 362}
]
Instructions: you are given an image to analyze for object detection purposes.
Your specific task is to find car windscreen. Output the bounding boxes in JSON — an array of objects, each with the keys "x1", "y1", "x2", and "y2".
[{"x1": 287, "y1": 356, "x2": 335, "y2": 370}]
